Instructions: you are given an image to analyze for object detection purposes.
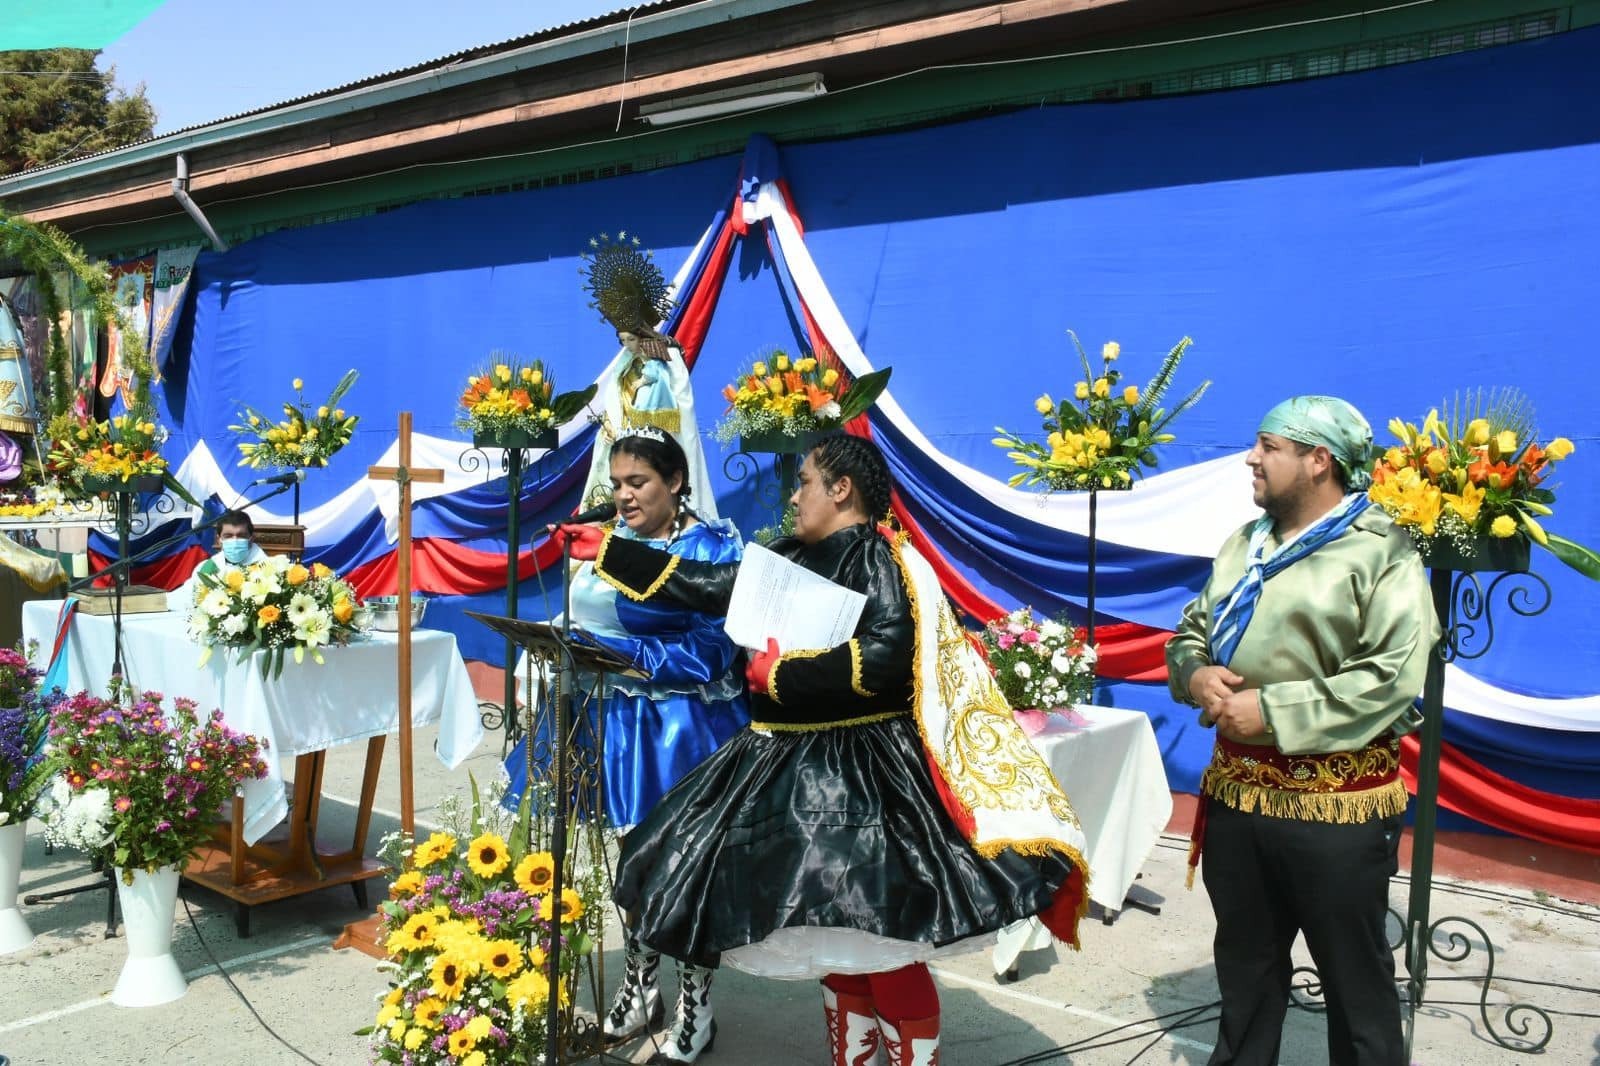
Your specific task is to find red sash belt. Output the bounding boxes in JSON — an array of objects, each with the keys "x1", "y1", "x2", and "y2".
[{"x1": 1186, "y1": 735, "x2": 1407, "y2": 887}]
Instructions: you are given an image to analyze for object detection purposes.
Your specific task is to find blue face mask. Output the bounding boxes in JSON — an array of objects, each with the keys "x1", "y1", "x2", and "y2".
[{"x1": 221, "y1": 539, "x2": 253, "y2": 565}]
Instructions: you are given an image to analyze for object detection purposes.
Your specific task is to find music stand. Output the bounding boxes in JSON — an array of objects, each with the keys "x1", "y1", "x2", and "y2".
[{"x1": 466, "y1": 611, "x2": 642, "y2": 1065}]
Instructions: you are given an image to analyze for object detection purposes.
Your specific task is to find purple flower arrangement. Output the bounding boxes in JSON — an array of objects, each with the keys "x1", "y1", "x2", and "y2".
[
  {"x1": 46, "y1": 687, "x2": 268, "y2": 879},
  {"x1": 0, "y1": 645, "x2": 58, "y2": 826}
]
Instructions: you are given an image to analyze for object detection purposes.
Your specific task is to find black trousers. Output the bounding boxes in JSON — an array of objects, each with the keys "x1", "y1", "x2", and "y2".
[{"x1": 1201, "y1": 799, "x2": 1405, "y2": 1066}]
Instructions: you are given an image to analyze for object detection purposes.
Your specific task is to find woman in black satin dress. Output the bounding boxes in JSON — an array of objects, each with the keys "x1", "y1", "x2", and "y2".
[{"x1": 558, "y1": 434, "x2": 1080, "y2": 1066}]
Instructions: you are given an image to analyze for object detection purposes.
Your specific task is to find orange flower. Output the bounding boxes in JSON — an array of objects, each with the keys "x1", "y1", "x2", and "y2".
[
  {"x1": 258, "y1": 605, "x2": 282, "y2": 624},
  {"x1": 722, "y1": 385, "x2": 738, "y2": 404},
  {"x1": 805, "y1": 385, "x2": 833, "y2": 414},
  {"x1": 285, "y1": 564, "x2": 309, "y2": 586}
]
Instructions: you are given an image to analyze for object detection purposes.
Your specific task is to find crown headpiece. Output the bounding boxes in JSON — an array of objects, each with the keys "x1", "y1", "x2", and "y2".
[
  {"x1": 617, "y1": 425, "x2": 669, "y2": 445},
  {"x1": 580, "y1": 230, "x2": 675, "y2": 335}
]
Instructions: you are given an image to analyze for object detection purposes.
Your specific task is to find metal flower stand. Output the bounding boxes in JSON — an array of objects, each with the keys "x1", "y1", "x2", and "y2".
[
  {"x1": 1291, "y1": 536, "x2": 1555, "y2": 1055},
  {"x1": 1402, "y1": 538, "x2": 1553, "y2": 1054},
  {"x1": 462, "y1": 428, "x2": 558, "y2": 751},
  {"x1": 725, "y1": 430, "x2": 825, "y2": 535}
]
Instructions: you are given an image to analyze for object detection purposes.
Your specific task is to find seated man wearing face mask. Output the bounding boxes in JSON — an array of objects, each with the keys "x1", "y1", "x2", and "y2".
[{"x1": 169, "y1": 509, "x2": 269, "y2": 610}]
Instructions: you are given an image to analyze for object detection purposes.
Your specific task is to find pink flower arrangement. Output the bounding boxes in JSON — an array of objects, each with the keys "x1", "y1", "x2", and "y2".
[
  {"x1": 45, "y1": 687, "x2": 269, "y2": 880},
  {"x1": 979, "y1": 607, "x2": 1097, "y2": 713}
]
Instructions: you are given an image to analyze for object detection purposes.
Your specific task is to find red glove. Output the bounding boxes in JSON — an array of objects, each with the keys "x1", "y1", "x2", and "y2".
[
  {"x1": 552, "y1": 522, "x2": 605, "y2": 561},
  {"x1": 744, "y1": 637, "x2": 780, "y2": 695}
]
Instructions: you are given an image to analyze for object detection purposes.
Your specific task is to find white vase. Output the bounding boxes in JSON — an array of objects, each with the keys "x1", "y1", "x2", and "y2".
[
  {"x1": 0, "y1": 822, "x2": 35, "y2": 954},
  {"x1": 111, "y1": 866, "x2": 187, "y2": 1007}
]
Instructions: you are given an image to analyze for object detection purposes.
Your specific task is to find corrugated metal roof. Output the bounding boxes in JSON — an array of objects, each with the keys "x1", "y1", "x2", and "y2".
[{"x1": 7, "y1": 0, "x2": 698, "y2": 177}]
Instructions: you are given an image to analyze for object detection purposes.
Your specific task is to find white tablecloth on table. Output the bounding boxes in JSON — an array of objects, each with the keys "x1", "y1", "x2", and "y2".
[
  {"x1": 994, "y1": 704, "x2": 1173, "y2": 974},
  {"x1": 22, "y1": 601, "x2": 484, "y2": 845}
]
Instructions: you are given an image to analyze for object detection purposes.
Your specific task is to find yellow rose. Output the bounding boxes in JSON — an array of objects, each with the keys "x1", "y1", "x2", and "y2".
[
  {"x1": 1102, "y1": 341, "x2": 1120, "y2": 361},
  {"x1": 285, "y1": 564, "x2": 309, "y2": 586},
  {"x1": 821, "y1": 368, "x2": 839, "y2": 388},
  {"x1": 1092, "y1": 377, "x2": 1111, "y2": 399},
  {"x1": 1493, "y1": 430, "x2": 1518, "y2": 456},
  {"x1": 1122, "y1": 385, "x2": 1139, "y2": 406},
  {"x1": 1545, "y1": 437, "x2": 1574, "y2": 461},
  {"x1": 751, "y1": 361, "x2": 768, "y2": 377},
  {"x1": 520, "y1": 366, "x2": 534, "y2": 382},
  {"x1": 334, "y1": 600, "x2": 354, "y2": 624},
  {"x1": 1464, "y1": 419, "x2": 1491, "y2": 447},
  {"x1": 1489, "y1": 514, "x2": 1518, "y2": 538},
  {"x1": 1074, "y1": 381, "x2": 1090, "y2": 401},
  {"x1": 775, "y1": 354, "x2": 790, "y2": 371},
  {"x1": 795, "y1": 357, "x2": 817, "y2": 372},
  {"x1": 1424, "y1": 449, "x2": 1449, "y2": 477},
  {"x1": 292, "y1": 378, "x2": 303, "y2": 390},
  {"x1": 312, "y1": 562, "x2": 333, "y2": 579},
  {"x1": 1034, "y1": 395, "x2": 1053, "y2": 415}
]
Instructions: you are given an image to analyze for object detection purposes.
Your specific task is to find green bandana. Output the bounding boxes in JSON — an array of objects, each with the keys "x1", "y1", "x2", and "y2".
[{"x1": 1258, "y1": 395, "x2": 1373, "y2": 491}]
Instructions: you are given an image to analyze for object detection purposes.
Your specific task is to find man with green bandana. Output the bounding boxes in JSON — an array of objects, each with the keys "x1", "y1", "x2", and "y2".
[{"x1": 1166, "y1": 395, "x2": 1437, "y2": 1066}]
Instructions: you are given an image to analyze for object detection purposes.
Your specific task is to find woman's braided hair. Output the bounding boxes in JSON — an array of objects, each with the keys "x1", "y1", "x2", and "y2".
[{"x1": 808, "y1": 434, "x2": 892, "y2": 524}]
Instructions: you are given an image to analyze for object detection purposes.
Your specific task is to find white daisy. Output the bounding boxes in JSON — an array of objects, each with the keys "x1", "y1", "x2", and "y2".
[
  {"x1": 200, "y1": 588, "x2": 233, "y2": 617},
  {"x1": 287, "y1": 592, "x2": 319, "y2": 627}
]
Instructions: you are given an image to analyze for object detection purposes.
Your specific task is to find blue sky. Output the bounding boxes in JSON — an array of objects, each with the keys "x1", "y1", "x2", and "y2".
[{"x1": 102, "y1": 0, "x2": 624, "y2": 134}]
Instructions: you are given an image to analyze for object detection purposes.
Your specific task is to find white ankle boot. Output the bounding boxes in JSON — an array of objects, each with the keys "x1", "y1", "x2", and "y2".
[
  {"x1": 823, "y1": 983, "x2": 881, "y2": 1066},
  {"x1": 877, "y1": 1013, "x2": 940, "y2": 1066},
  {"x1": 648, "y1": 964, "x2": 716, "y2": 1063},
  {"x1": 603, "y1": 935, "x2": 663, "y2": 1043}
]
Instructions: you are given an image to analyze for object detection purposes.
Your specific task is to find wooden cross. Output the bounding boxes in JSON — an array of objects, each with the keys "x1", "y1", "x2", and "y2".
[{"x1": 365, "y1": 412, "x2": 444, "y2": 834}]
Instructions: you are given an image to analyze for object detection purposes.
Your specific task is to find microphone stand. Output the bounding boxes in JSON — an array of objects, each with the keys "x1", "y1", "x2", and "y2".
[{"x1": 26, "y1": 478, "x2": 299, "y2": 935}]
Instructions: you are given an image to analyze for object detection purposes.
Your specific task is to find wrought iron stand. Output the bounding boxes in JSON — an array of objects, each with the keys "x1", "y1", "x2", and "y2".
[
  {"x1": 1401, "y1": 539, "x2": 1554, "y2": 1056},
  {"x1": 724, "y1": 430, "x2": 823, "y2": 536},
  {"x1": 462, "y1": 429, "x2": 556, "y2": 750}
]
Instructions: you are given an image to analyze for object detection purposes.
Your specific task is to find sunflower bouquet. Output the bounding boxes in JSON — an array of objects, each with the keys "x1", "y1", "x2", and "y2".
[
  {"x1": 457, "y1": 357, "x2": 596, "y2": 445},
  {"x1": 232, "y1": 370, "x2": 360, "y2": 470},
  {"x1": 995, "y1": 334, "x2": 1208, "y2": 492},
  {"x1": 366, "y1": 778, "x2": 605, "y2": 1066},
  {"x1": 185, "y1": 554, "x2": 368, "y2": 679},
  {"x1": 1368, "y1": 389, "x2": 1599, "y2": 578},
  {"x1": 712, "y1": 347, "x2": 890, "y2": 444}
]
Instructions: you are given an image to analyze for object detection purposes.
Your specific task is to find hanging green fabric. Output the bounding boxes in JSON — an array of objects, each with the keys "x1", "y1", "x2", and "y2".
[{"x1": 2, "y1": 1, "x2": 168, "y2": 51}]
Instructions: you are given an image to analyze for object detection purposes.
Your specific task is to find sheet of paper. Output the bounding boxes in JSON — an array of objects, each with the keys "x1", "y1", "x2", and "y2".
[{"x1": 724, "y1": 541, "x2": 866, "y2": 653}]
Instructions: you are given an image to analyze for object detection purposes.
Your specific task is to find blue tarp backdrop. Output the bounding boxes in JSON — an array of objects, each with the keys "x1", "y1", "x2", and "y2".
[{"x1": 150, "y1": 26, "x2": 1600, "y2": 811}]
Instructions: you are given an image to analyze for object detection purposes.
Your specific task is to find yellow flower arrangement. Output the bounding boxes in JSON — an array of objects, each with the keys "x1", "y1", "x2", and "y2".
[
  {"x1": 996, "y1": 334, "x2": 1208, "y2": 492},
  {"x1": 1369, "y1": 389, "x2": 1598, "y2": 578},
  {"x1": 45, "y1": 399, "x2": 172, "y2": 494},
  {"x1": 457, "y1": 356, "x2": 596, "y2": 443},
  {"x1": 232, "y1": 370, "x2": 359, "y2": 470},
  {"x1": 367, "y1": 777, "x2": 605, "y2": 1066},
  {"x1": 713, "y1": 347, "x2": 891, "y2": 444}
]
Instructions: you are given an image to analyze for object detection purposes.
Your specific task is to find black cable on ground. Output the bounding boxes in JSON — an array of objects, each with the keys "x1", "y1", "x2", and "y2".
[
  {"x1": 987, "y1": 999, "x2": 1223, "y2": 1066},
  {"x1": 179, "y1": 889, "x2": 323, "y2": 1065}
]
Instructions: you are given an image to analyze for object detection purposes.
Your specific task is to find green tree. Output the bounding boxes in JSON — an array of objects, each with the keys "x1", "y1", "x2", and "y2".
[{"x1": 0, "y1": 49, "x2": 156, "y2": 176}]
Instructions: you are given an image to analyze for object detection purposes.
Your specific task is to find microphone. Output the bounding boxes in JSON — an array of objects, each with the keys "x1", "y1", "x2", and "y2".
[
  {"x1": 567, "y1": 501, "x2": 618, "y2": 525},
  {"x1": 248, "y1": 470, "x2": 307, "y2": 487}
]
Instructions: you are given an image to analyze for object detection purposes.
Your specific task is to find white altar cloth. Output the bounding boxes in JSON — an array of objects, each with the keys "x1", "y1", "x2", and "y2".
[
  {"x1": 22, "y1": 601, "x2": 484, "y2": 845},
  {"x1": 995, "y1": 704, "x2": 1173, "y2": 974}
]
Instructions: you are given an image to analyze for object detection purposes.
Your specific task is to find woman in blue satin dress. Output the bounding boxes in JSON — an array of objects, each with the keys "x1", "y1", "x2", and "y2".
[{"x1": 501, "y1": 428, "x2": 746, "y2": 1063}]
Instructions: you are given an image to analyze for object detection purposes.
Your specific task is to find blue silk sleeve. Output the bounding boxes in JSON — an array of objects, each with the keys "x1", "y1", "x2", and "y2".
[{"x1": 591, "y1": 521, "x2": 744, "y2": 689}]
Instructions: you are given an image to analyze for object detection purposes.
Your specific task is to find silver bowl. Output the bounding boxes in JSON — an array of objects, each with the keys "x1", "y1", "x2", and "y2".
[{"x1": 366, "y1": 594, "x2": 428, "y2": 631}]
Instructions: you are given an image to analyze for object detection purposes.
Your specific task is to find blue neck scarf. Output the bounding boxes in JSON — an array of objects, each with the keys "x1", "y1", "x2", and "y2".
[{"x1": 1208, "y1": 494, "x2": 1371, "y2": 666}]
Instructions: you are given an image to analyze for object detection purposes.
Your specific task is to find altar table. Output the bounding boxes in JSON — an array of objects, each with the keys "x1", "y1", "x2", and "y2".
[
  {"x1": 22, "y1": 601, "x2": 484, "y2": 925},
  {"x1": 994, "y1": 704, "x2": 1173, "y2": 976}
]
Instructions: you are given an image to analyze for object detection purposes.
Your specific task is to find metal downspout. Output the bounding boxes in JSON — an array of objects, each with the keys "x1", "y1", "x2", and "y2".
[{"x1": 171, "y1": 153, "x2": 228, "y2": 251}]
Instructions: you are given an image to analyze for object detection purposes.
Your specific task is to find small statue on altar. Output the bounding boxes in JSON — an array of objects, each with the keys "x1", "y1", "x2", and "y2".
[{"x1": 579, "y1": 232, "x2": 717, "y2": 520}]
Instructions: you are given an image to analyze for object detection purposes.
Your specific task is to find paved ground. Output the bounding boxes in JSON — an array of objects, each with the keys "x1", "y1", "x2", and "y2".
[{"x1": 3, "y1": 720, "x2": 1597, "y2": 1066}]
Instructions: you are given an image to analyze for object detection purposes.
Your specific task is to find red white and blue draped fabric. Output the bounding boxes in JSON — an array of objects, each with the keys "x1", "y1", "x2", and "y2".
[{"x1": 111, "y1": 26, "x2": 1600, "y2": 851}]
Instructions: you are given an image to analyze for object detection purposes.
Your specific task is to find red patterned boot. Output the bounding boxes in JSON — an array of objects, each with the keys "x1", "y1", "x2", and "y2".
[
  {"x1": 876, "y1": 1013, "x2": 939, "y2": 1066},
  {"x1": 823, "y1": 983, "x2": 881, "y2": 1066}
]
